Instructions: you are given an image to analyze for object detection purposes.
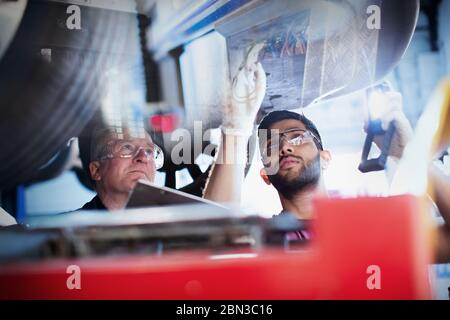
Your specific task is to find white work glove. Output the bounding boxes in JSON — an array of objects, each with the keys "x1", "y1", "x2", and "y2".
[
  {"x1": 365, "y1": 91, "x2": 413, "y2": 159},
  {"x1": 223, "y1": 42, "x2": 267, "y2": 137}
]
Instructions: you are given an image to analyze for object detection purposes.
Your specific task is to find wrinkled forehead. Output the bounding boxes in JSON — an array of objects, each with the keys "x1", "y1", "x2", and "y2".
[
  {"x1": 91, "y1": 127, "x2": 154, "y2": 160},
  {"x1": 106, "y1": 133, "x2": 153, "y2": 146},
  {"x1": 100, "y1": 127, "x2": 153, "y2": 144}
]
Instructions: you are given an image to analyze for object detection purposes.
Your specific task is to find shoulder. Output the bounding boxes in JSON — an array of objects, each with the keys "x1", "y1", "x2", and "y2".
[
  {"x1": 57, "y1": 195, "x2": 105, "y2": 215},
  {"x1": 79, "y1": 195, "x2": 106, "y2": 211}
]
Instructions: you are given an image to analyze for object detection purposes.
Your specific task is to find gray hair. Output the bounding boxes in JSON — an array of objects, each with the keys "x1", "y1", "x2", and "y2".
[{"x1": 90, "y1": 127, "x2": 119, "y2": 162}]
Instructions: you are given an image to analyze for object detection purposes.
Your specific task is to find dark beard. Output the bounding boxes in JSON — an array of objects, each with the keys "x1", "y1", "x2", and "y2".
[{"x1": 268, "y1": 154, "x2": 321, "y2": 200}]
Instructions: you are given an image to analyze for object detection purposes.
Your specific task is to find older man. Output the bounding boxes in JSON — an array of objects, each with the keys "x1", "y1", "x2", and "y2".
[{"x1": 79, "y1": 127, "x2": 164, "y2": 210}]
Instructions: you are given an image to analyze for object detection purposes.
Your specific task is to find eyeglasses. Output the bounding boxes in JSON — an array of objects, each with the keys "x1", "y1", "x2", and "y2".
[
  {"x1": 99, "y1": 140, "x2": 164, "y2": 169},
  {"x1": 261, "y1": 128, "x2": 322, "y2": 159}
]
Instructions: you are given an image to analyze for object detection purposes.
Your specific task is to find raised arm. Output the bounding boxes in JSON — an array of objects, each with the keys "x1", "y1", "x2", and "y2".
[{"x1": 203, "y1": 43, "x2": 267, "y2": 204}]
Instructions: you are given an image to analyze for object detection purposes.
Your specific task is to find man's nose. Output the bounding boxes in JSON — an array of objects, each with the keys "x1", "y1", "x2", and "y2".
[
  {"x1": 133, "y1": 148, "x2": 149, "y2": 163},
  {"x1": 279, "y1": 139, "x2": 293, "y2": 156}
]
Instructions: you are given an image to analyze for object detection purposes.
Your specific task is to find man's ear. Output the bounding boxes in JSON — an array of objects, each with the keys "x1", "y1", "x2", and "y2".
[
  {"x1": 259, "y1": 168, "x2": 272, "y2": 185},
  {"x1": 319, "y1": 150, "x2": 331, "y2": 170},
  {"x1": 89, "y1": 161, "x2": 102, "y2": 181}
]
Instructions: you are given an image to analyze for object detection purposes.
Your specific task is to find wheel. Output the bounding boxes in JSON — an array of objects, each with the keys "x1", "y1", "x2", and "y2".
[{"x1": 0, "y1": 1, "x2": 141, "y2": 190}]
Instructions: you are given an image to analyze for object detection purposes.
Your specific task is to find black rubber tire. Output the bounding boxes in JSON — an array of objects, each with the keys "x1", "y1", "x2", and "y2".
[{"x1": 0, "y1": 1, "x2": 140, "y2": 190}]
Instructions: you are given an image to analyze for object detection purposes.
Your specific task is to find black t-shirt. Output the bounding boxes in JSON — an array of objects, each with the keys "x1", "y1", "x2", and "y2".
[{"x1": 78, "y1": 195, "x2": 107, "y2": 211}]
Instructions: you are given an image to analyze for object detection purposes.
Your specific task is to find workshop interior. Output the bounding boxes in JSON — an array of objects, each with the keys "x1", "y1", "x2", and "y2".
[{"x1": 0, "y1": 0, "x2": 449, "y2": 300}]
